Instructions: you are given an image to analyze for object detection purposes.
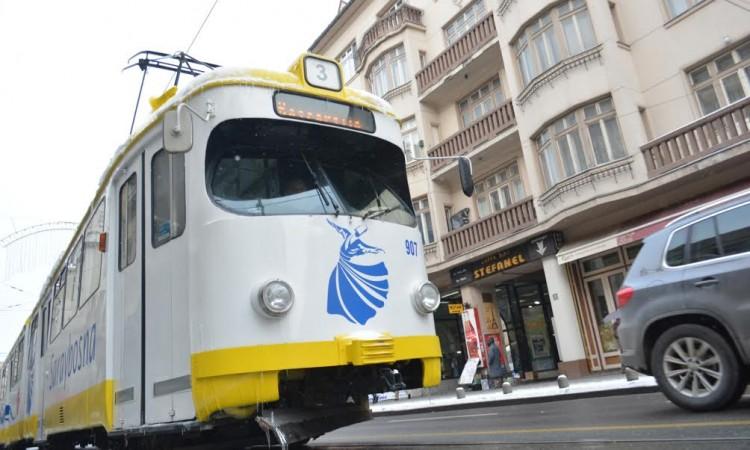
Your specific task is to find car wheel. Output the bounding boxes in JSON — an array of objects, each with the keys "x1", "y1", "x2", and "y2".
[{"x1": 651, "y1": 324, "x2": 741, "y2": 411}]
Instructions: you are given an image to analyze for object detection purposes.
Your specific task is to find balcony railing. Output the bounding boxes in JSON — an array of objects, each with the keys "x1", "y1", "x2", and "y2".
[
  {"x1": 441, "y1": 198, "x2": 537, "y2": 259},
  {"x1": 642, "y1": 96, "x2": 750, "y2": 177},
  {"x1": 359, "y1": 5, "x2": 424, "y2": 64},
  {"x1": 415, "y1": 13, "x2": 497, "y2": 95},
  {"x1": 427, "y1": 101, "x2": 516, "y2": 171}
]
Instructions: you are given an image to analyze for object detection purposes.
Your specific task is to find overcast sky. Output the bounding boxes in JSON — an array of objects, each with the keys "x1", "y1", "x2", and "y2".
[{"x1": 0, "y1": 0, "x2": 340, "y2": 357}]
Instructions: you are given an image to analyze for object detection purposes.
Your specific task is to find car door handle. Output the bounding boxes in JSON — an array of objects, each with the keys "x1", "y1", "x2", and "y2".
[{"x1": 694, "y1": 277, "x2": 719, "y2": 288}]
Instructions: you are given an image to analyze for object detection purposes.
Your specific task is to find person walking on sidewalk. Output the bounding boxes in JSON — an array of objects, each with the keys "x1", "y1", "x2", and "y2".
[{"x1": 487, "y1": 338, "x2": 504, "y2": 388}]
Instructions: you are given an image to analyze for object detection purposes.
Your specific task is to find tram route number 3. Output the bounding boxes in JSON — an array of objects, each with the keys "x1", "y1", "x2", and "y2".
[
  {"x1": 304, "y1": 57, "x2": 341, "y2": 91},
  {"x1": 405, "y1": 240, "x2": 418, "y2": 256}
]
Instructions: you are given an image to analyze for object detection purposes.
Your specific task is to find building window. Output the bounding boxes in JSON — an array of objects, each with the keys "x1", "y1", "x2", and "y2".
[
  {"x1": 444, "y1": 1, "x2": 486, "y2": 45},
  {"x1": 338, "y1": 42, "x2": 357, "y2": 82},
  {"x1": 401, "y1": 117, "x2": 420, "y2": 160},
  {"x1": 474, "y1": 162, "x2": 525, "y2": 218},
  {"x1": 536, "y1": 97, "x2": 627, "y2": 188},
  {"x1": 384, "y1": 0, "x2": 407, "y2": 16},
  {"x1": 413, "y1": 198, "x2": 435, "y2": 244},
  {"x1": 664, "y1": 0, "x2": 706, "y2": 19},
  {"x1": 514, "y1": 0, "x2": 596, "y2": 86},
  {"x1": 367, "y1": 45, "x2": 408, "y2": 97},
  {"x1": 689, "y1": 41, "x2": 750, "y2": 115},
  {"x1": 458, "y1": 77, "x2": 505, "y2": 127}
]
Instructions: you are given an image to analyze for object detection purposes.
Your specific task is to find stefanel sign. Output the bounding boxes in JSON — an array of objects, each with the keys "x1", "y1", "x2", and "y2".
[{"x1": 450, "y1": 233, "x2": 563, "y2": 286}]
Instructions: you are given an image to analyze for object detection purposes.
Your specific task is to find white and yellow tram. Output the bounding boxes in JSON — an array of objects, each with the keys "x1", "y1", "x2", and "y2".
[{"x1": 0, "y1": 54, "x2": 452, "y2": 448}]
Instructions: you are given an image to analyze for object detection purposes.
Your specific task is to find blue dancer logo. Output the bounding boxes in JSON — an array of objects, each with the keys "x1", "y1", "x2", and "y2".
[{"x1": 327, "y1": 219, "x2": 389, "y2": 325}]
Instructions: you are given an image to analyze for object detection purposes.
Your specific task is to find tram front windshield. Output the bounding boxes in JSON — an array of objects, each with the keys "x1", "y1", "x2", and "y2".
[{"x1": 206, "y1": 119, "x2": 416, "y2": 227}]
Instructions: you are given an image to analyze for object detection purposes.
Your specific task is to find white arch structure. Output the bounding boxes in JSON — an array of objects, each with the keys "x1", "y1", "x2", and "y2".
[{"x1": 1, "y1": 222, "x2": 77, "y2": 283}]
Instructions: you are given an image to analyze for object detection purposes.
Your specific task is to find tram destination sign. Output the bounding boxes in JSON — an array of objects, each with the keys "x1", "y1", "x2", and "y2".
[{"x1": 450, "y1": 233, "x2": 563, "y2": 286}]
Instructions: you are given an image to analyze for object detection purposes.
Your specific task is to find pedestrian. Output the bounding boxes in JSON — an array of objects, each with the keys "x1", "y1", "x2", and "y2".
[{"x1": 487, "y1": 338, "x2": 504, "y2": 388}]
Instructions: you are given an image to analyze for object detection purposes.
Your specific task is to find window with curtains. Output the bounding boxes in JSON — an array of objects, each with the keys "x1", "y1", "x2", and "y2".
[
  {"x1": 367, "y1": 45, "x2": 409, "y2": 97},
  {"x1": 458, "y1": 77, "x2": 505, "y2": 127},
  {"x1": 514, "y1": 0, "x2": 597, "y2": 86},
  {"x1": 474, "y1": 162, "x2": 526, "y2": 219},
  {"x1": 338, "y1": 42, "x2": 357, "y2": 82},
  {"x1": 444, "y1": 1, "x2": 486, "y2": 45},
  {"x1": 536, "y1": 97, "x2": 627, "y2": 188},
  {"x1": 401, "y1": 117, "x2": 420, "y2": 160},
  {"x1": 689, "y1": 41, "x2": 750, "y2": 115},
  {"x1": 664, "y1": 0, "x2": 706, "y2": 19},
  {"x1": 413, "y1": 198, "x2": 435, "y2": 244}
]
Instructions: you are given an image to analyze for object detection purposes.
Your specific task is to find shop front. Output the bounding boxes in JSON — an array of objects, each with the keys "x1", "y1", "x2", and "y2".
[{"x1": 448, "y1": 233, "x2": 566, "y2": 381}]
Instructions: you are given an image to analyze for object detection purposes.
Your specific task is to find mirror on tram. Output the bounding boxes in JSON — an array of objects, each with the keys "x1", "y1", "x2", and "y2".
[
  {"x1": 163, "y1": 106, "x2": 193, "y2": 153},
  {"x1": 459, "y1": 157, "x2": 474, "y2": 197}
]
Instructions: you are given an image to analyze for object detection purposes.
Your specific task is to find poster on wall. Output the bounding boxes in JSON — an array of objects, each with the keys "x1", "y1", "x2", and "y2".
[{"x1": 461, "y1": 308, "x2": 487, "y2": 367}]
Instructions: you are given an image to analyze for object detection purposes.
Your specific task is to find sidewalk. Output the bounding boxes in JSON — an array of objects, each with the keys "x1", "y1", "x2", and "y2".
[{"x1": 369, "y1": 372, "x2": 659, "y2": 416}]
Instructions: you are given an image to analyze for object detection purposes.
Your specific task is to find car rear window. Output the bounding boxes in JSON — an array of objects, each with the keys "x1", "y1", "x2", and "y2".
[{"x1": 716, "y1": 203, "x2": 750, "y2": 256}]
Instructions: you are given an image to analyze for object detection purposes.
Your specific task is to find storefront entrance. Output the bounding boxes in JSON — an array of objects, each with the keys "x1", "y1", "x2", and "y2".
[
  {"x1": 495, "y1": 278, "x2": 559, "y2": 380},
  {"x1": 434, "y1": 291, "x2": 466, "y2": 379}
]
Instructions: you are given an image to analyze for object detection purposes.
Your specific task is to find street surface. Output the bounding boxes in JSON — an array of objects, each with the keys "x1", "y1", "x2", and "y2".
[{"x1": 302, "y1": 390, "x2": 750, "y2": 449}]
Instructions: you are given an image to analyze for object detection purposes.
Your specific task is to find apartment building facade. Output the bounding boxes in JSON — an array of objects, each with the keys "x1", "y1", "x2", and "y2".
[{"x1": 309, "y1": 0, "x2": 750, "y2": 380}]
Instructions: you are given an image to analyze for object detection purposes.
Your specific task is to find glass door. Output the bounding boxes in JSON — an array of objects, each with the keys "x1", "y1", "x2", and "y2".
[
  {"x1": 584, "y1": 270, "x2": 626, "y2": 369},
  {"x1": 516, "y1": 284, "x2": 557, "y2": 374}
]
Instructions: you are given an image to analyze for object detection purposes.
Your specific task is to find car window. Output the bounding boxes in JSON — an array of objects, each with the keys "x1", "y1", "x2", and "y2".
[
  {"x1": 666, "y1": 228, "x2": 688, "y2": 266},
  {"x1": 716, "y1": 203, "x2": 750, "y2": 257},
  {"x1": 688, "y1": 217, "x2": 720, "y2": 263}
]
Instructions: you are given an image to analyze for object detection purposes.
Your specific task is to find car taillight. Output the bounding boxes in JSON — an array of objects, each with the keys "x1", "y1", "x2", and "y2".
[{"x1": 616, "y1": 286, "x2": 634, "y2": 308}]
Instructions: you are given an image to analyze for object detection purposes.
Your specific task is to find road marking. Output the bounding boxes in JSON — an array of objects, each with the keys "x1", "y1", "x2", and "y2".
[
  {"x1": 387, "y1": 412, "x2": 499, "y2": 423},
  {"x1": 327, "y1": 419, "x2": 750, "y2": 442}
]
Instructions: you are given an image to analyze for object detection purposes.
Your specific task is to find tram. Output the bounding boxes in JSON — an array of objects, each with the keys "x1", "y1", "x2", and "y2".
[{"x1": 0, "y1": 53, "x2": 473, "y2": 449}]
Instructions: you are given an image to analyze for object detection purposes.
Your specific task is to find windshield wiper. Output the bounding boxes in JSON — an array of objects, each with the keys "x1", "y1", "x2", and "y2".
[
  {"x1": 363, "y1": 206, "x2": 399, "y2": 220},
  {"x1": 299, "y1": 151, "x2": 340, "y2": 215}
]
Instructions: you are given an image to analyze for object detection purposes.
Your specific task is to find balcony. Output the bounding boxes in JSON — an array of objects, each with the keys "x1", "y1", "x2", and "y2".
[
  {"x1": 428, "y1": 101, "x2": 516, "y2": 172},
  {"x1": 358, "y1": 5, "x2": 424, "y2": 66},
  {"x1": 415, "y1": 14, "x2": 498, "y2": 99},
  {"x1": 441, "y1": 198, "x2": 537, "y2": 259},
  {"x1": 642, "y1": 96, "x2": 750, "y2": 177}
]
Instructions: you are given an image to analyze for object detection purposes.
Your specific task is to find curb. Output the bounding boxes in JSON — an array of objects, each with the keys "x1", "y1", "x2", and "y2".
[{"x1": 371, "y1": 384, "x2": 660, "y2": 417}]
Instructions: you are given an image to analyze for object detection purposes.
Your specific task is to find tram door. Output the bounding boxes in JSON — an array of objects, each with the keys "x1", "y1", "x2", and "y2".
[
  {"x1": 144, "y1": 146, "x2": 192, "y2": 423},
  {"x1": 113, "y1": 157, "x2": 143, "y2": 427}
]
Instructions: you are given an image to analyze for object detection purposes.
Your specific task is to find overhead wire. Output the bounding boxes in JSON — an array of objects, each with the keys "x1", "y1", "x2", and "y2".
[{"x1": 163, "y1": 0, "x2": 220, "y2": 90}]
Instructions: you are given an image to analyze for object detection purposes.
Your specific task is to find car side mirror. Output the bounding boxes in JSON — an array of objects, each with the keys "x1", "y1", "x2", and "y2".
[
  {"x1": 163, "y1": 105, "x2": 193, "y2": 153},
  {"x1": 459, "y1": 157, "x2": 474, "y2": 197}
]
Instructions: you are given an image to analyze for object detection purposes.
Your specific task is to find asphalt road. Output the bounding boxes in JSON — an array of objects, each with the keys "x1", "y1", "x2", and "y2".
[{"x1": 305, "y1": 390, "x2": 750, "y2": 449}]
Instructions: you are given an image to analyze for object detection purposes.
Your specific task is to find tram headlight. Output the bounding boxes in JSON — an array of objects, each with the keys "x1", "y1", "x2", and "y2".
[
  {"x1": 413, "y1": 281, "x2": 441, "y2": 314},
  {"x1": 258, "y1": 280, "x2": 295, "y2": 317}
]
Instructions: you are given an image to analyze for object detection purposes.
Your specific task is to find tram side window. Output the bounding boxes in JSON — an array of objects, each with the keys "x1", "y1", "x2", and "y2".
[
  {"x1": 119, "y1": 174, "x2": 138, "y2": 270},
  {"x1": 152, "y1": 150, "x2": 186, "y2": 248},
  {"x1": 28, "y1": 316, "x2": 38, "y2": 376},
  {"x1": 63, "y1": 239, "x2": 83, "y2": 326},
  {"x1": 10, "y1": 337, "x2": 24, "y2": 387},
  {"x1": 50, "y1": 270, "x2": 66, "y2": 342},
  {"x1": 80, "y1": 200, "x2": 106, "y2": 306},
  {"x1": 41, "y1": 300, "x2": 50, "y2": 356},
  {"x1": 0, "y1": 364, "x2": 7, "y2": 397}
]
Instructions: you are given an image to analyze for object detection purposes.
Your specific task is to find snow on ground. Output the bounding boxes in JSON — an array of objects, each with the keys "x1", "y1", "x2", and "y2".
[{"x1": 370, "y1": 373, "x2": 658, "y2": 414}]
